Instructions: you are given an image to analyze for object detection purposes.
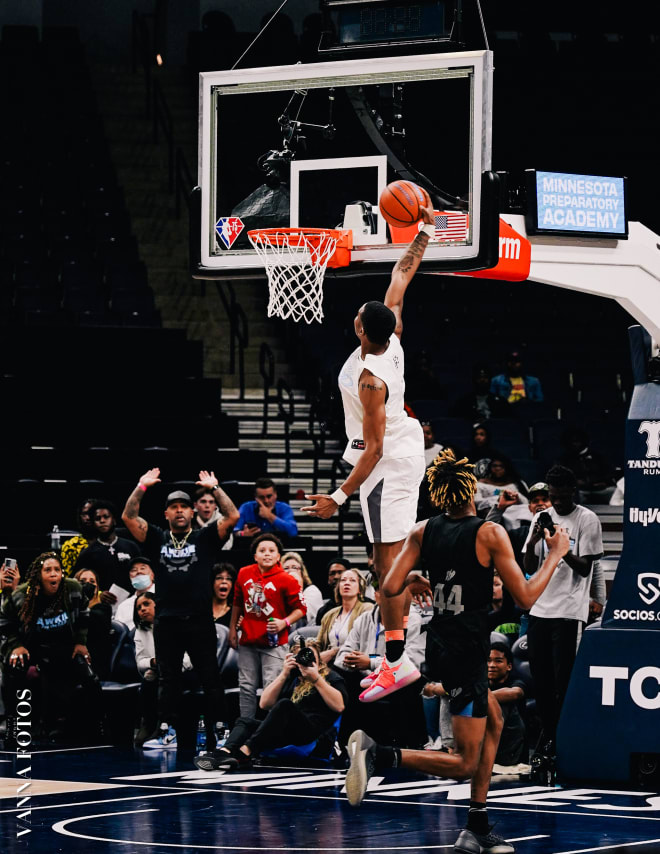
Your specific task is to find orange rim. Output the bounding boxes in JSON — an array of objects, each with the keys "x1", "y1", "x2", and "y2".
[{"x1": 247, "y1": 228, "x2": 353, "y2": 250}]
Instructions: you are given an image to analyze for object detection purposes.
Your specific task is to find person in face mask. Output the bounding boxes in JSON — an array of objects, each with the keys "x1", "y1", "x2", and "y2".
[{"x1": 114, "y1": 558, "x2": 156, "y2": 630}]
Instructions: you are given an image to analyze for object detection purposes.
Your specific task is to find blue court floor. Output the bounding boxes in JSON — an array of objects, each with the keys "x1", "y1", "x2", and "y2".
[{"x1": 2, "y1": 746, "x2": 660, "y2": 853}]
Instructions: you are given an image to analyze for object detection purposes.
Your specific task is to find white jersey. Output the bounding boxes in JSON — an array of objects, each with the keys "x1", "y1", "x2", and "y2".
[{"x1": 338, "y1": 334, "x2": 423, "y2": 465}]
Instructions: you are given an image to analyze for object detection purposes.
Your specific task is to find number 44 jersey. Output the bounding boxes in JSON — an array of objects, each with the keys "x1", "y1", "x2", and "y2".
[{"x1": 421, "y1": 514, "x2": 494, "y2": 656}]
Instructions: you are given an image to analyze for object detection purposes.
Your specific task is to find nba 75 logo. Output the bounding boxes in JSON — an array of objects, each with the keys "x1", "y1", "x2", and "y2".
[{"x1": 215, "y1": 216, "x2": 244, "y2": 249}]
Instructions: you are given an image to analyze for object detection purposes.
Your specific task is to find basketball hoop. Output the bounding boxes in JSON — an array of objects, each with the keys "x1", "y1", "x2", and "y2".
[{"x1": 247, "y1": 228, "x2": 352, "y2": 324}]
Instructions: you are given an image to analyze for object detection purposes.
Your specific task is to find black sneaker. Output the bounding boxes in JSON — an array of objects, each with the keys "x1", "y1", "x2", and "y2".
[
  {"x1": 345, "y1": 729, "x2": 376, "y2": 807},
  {"x1": 454, "y1": 828, "x2": 515, "y2": 853},
  {"x1": 194, "y1": 748, "x2": 249, "y2": 772}
]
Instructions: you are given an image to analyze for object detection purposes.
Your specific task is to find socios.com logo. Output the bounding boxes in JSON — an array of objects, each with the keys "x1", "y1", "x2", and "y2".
[{"x1": 638, "y1": 573, "x2": 660, "y2": 606}]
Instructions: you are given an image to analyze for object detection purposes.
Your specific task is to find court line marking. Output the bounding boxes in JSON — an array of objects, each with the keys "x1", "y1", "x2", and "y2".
[
  {"x1": 554, "y1": 839, "x2": 660, "y2": 853},
  {"x1": 3, "y1": 779, "x2": 660, "y2": 825},
  {"x1": 52, "y1": 808, "x2": 549, "y2": 850},
  {"x1": 0, "y1": 744, "x2": 114, "y2": 755},
  {"x1": 0, "y1": 785, "x2": 217, "y2": 814}
]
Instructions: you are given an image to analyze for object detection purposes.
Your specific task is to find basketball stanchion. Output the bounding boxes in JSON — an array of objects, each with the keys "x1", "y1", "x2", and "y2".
[{"x1": 247, "y1": 228, "x2": 352, "y2": 324}]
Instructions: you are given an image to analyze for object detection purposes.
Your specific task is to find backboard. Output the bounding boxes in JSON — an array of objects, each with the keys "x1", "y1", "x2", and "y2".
[{"x1": 193, "y1": 50, "x2": 498, "y2": 279}]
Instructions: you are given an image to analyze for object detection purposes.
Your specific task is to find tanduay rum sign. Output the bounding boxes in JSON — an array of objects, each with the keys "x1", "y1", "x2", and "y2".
[{"x1": 557, "y1": 325, "x2": 660, "y2": 785}]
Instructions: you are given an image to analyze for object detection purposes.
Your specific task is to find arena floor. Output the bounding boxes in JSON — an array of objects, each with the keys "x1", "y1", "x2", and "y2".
[{"x1": 2, "y1": 746, "x2": 660, "y2": 853}]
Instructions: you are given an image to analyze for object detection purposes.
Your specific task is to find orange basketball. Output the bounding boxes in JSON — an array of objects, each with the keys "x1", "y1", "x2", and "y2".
[{"x1": 379, "y1": 180, "x2": 432, "y2": 228}]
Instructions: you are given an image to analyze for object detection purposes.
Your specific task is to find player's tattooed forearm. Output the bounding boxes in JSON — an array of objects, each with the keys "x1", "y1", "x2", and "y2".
[{"x1": 394, "y1": 235, "x2": 428, "y2": 273}]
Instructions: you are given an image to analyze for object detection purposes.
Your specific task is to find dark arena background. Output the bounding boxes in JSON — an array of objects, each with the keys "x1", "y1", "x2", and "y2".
[{"x1": 2, "y1": 1, "x2": 660, "y2": 852}]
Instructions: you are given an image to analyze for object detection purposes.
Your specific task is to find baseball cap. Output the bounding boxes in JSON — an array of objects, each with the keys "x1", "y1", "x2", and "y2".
[
  {"x1": 165, "y1": 490, "x2": 193, "y2": 508},
  {"x1": 528, "y1": 482, "x2": 549, "y2": 496},
  {"x1": 128, "y1": 556, "x2": 152, "y2": 570}
]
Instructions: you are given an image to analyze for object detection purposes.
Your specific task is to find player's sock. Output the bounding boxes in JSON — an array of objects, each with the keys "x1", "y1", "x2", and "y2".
[
  {"x1": 466, "y1": 802, "x2": 489, "y2": 835},
  {"x1": 402, "y1": 615, "x2": 409, "y2": 642},
  {"x1": 385, "y1": 630, "x2": 404, "y2": 663},
  {"x1": 375, "y1": 745, "x2": 401, "y2": 770}
]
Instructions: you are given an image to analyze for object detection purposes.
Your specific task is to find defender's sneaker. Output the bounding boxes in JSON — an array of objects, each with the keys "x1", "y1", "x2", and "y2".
[
  {"x1": 359, "y1": 654, "x2": 420, "y2": 702},
  {"x1": 345, "y1": 729, "x2": 377, "y2": 807},
  {"x1": 454, "y1": 828, "x2": 516, "y2": 853}
]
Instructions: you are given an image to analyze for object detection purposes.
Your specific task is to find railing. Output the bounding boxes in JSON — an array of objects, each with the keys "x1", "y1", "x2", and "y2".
[
  {"x1": 308, "y1": 397, "x2": 326, "y2": 495},
  {"x1": 277, "y1": 378, "x2": 295, "y2": 476},
  {"x1": 259, "y1": 343, "x2": 275, "y2": 436},
  {"x1": 330, "y1": 457, "x2": 353, "y2": 555},
  {"x1": 216, "y1": 282, "x2": 248, "y2": 399}
]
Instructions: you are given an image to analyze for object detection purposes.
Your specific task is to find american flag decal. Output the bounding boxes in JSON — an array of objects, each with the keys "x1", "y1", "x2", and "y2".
[{"x1": 434, "y1": 212, "x2": 469, "y2": 242}]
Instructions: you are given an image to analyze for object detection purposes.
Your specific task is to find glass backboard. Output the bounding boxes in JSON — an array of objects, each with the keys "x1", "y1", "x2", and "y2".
[{"x1": 194, "y1": 50, "x2": 498, "y2": 279}]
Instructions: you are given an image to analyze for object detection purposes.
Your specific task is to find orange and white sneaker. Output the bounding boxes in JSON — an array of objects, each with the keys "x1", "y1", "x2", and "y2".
[
  {"x1": 360, "y1": 664, "x2": 381, "y2": 689},
  {"x1": 358, "y1": 654, "x2": 420, "y2": 703}
]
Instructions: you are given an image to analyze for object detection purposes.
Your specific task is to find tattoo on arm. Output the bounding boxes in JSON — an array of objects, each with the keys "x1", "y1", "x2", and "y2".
[
  {"x1": 360, "y1": 382, "x2": 382, "y2": 392},
  {"x1": 213, "y1": 486, "x2": 238, "y2": 519},
  {"x1": 124, "y1": 488, "x2": 148, "y2": 536},
  {"x1": 393, "y1": 233, "x2": 429, "y2": 275}
]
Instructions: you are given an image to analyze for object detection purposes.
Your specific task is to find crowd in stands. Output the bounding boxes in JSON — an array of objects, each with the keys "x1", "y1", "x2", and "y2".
[{"x1": 0, "y1": 447, "x2": 607, "y2": 774}]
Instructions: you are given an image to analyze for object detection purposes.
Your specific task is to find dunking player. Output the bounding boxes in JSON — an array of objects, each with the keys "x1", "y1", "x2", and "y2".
[
  {"x1": 344, "y1": 450, "x2": 569, "y2": 854},
  {"x1": 304, "y1": 205, "x2": 435, "y2": 702}
]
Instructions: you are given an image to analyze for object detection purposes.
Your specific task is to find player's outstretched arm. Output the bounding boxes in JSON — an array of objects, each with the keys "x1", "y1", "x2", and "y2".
[
  {"x1": 382, "y1": 522, "x2": 430, "y2": 598},
  {"x1": 122, "y1": 468, "x2": 161, "y2": 543},
  {"x1": 303, "y1": 369, "x2": 387, "y2": 519},
  {"x1": 384, "y1": 204, "x2": 434, "y2": 338},
  {"x1": 480, "y1": 522, "x2": 569, "y2": 610}
]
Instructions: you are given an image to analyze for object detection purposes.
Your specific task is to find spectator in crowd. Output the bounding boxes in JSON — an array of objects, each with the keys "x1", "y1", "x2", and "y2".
[
  {"x1": 212, "y1": 563, "x2": 235, "y2": 628},
  {"x1": 121, "y1": 467, "x2": 239, "y2": 750},
  {"x1": 134, "y1": 591, "x2": 193, "y2": 748},
  {"x1": 74, "y1": 499, "x2": 141, "y2": 602},
  {"x1": 522, "y1": 464, "x2": 603, "y2": 763},
  {"x1": 74, "y1": 567, "x2": 112, "y2": 679},
  {"x1": 1, "y1": 560, "x2": 20, "y2": 603},
  {"x1": 467, "y1": 423, "x2": 501, "y2": 478},
  {"x1": 422, "y1": 422, "x2": 444, "y2": 467},
  {"x1": 488, "y1": 642, "x2": 528, "y2": 770},
  {"x1": 315, "y1": 557, "x2": 352, "y2": 625},
  {"x1": 194, "y1": 638, "x2": 346, "y2": 772},
  {"x1": 317, "y1": 569, "x2": 372, "y2": 665},
  {"x1": 490, "y1": 350, "x2": 544, "y2": 405},
  {"x1": 236, "y1": 477, "x2": 298, "y2": 539},
  {"x1": 335, "y1": 578, "x2": 425, "y2": 746},
  {"x1": 487, "y1": 482, "x2": 552, "y2": 575},
  {"x1": 193, "y1": 486, "x2": 234, "y2": 548},
  {"x1": 487, "y1": 571, "x2": 519, "y2": 635},
  {"x1": 475, "y1": 457, "x2": 527, "y2": 514},
  {"x1": 229, "y1": 534, "x2": 305, "y2": 717},
  {"x1": 60, "y1": 498, "x2": 97, "y2": 576},
  {"x1": 451, "y1": 364, "x2": 510, "y2": 422},
  {"x1": 114, "y1": 557, "x2": 156, "y2": 630},
  {"x1": 557, "y1": 427, "x2": 617, "y2": 504},
  {"x1": 0, "y1": 552, "x2": 101, "y2": 743},
  {"x1": 282, "y1": 551, "x2": 323, "y2": 625},
  {"x1": 486, "y1": 481, "x2": 550, "y2": 532}
]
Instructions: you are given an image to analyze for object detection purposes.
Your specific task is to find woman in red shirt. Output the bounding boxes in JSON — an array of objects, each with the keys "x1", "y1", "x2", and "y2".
[{"x1": 229, "y1": 534, "x2": 305, "y2": 717}]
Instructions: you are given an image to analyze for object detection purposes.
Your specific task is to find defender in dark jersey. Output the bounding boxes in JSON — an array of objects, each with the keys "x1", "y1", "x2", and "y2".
[{"x1": 345, "y1": 450, "x2": 569, "y2": 854}]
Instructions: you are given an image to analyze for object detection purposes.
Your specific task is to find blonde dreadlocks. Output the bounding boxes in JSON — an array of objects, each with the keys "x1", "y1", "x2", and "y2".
[
  {"x1": 18, "y1": 551, "x2": 64, "y2": 632},
  {"x1": 427, "y1": 448, "x2": 477, "y2": 512}
]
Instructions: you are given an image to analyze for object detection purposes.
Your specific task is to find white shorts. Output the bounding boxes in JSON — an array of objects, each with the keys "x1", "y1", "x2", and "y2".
[{"x1": 359, "y1": 454, "x2": 426, "y2": 544}]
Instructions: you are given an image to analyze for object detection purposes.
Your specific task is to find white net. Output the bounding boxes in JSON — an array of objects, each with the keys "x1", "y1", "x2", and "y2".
[{"x1": 248, "y1": 229, "x2": 340, "y2": 324}]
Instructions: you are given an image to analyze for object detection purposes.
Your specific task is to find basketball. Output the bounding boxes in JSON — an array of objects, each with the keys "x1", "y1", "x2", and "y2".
[{"x1": 379, "y1": 180, "x2": 432, "y2": 228}]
